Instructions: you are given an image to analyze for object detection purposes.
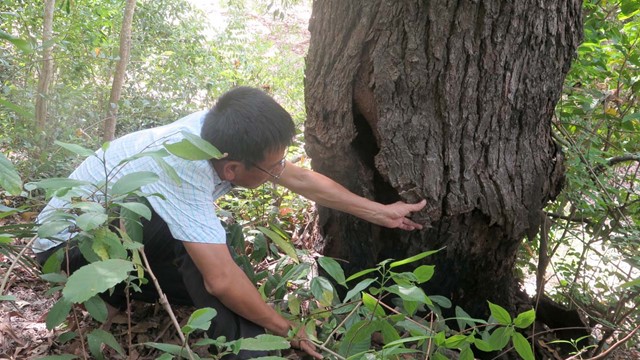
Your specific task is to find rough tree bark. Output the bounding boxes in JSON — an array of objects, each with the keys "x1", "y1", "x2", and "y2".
[
  {"x1": 35, "y1": 0, "x2": 55, "y2": 131},
  {"x1": 103, "y1": 0, "x2": 136, "y2": 141},
  {"x1": 304, "y1": 0, "x2": 582, "y2": 320}
]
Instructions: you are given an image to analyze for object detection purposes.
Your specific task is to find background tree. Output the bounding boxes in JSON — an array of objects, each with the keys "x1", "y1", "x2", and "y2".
[
  {"x1": 103, "y1": 0, "x2": 136, "y2": 141},
  {"x1": 304, "y1": 0, "x2": 582, "y2": 320},
  {"x1": 35, "y1": 0, "x2": 55, "y2": 131}
]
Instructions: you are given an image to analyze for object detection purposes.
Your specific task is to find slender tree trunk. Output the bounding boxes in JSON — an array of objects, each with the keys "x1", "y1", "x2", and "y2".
[
  {"x1": 103, "y1": 0, "x2": 136, "y2": 142},
  {"x1": 305, "y1": 0, "x2": 581, "y2": 321},
  {"x1": 35, "y1": 0, "x2": 55, "y2": 131}
]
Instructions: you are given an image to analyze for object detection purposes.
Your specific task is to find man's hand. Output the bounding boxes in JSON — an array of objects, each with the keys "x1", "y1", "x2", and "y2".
[
  {"x1": 290, "y1": 326, "x2": 323, "y2": 359},
  {"x1": 372, "y1": 199, "x2": 427, "y2": 230}
]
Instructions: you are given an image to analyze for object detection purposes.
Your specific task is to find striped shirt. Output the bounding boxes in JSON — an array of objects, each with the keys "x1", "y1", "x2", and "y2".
[{"x1": 33, "y1": 110, "x2": 232, "y2": 253}]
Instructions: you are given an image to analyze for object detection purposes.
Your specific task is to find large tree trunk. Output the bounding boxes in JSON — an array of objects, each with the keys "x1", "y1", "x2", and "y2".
[
  {"x1": 305, "y1": 0, "x2": 581, "y2": 319},
  {"x1": 103, "y1": 0, "x2": 136, "y2": 141},
  {"x1": 35, "y1": 0, "x2": 55, "y2": 131}
]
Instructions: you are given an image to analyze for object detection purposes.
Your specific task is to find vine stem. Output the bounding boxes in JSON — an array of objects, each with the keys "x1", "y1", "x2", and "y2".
[
  {"x1": 137, "y1": 246, "x2": 196, "y2": 360},
  {"x1": 322, "y1": 302, "x2": 362, "y2": 347},
  {"x1": 0, "y1": 235, "x2": 37, "y2": 296}
]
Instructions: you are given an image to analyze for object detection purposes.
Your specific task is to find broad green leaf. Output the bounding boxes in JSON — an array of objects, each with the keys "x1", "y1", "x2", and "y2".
[
  {"x1": 621, "y1": 0, "x2": 640, "y2": 16},
  {"x1": 0, "y1": 98, "x2": 34, "y2": 119},
  {"x1": 343, "y1": 278, "x2": 377, "y2": 302},
  {"x1": 120, "y1": 206, "x2": 143, "y2": 243},
  {"x1": 258, "y1": 226, "x2": 299, "y2": 263},
  {"x1": 459, "y1": 347, "x2": 475, "y2": 360},
  {"x1": 413, "y1": 265, "x2": 435, "y2": 283},
  {"x1": 87, "y1": 328, "x2": 125, "y2": 359},
  {"x1": 182, "y1": 307, "x2": 217, "y2": 335},
  {"x1": 111, "y1": 172, "x2": 159, "y2": 195},
  {"x1": 512, "y1": 332, "x2": 534, "y2": 360},
  {"x1": 152, "y1": 155, "x2": 182, "y2": 185},
  {"x1": 46, "y1": 297, "x2": 72, "y2": 330},
  {"x1": 76, "y1": 213, "x2": 108, "y2": 232},
  {"x1": 362, "y1": 292, "x2": 385, "y2": 317},
  {"x1": 37, "y1": 220, "x2": 72, "y2": 238},
  {"x1": 384, "y1": 335, "x2": 430, "y2": 348},
  {"x1": 474, "y1": 338, "x2": 495, "y2": 352},
  {"x1": 40, "y1": 273, "x2": 68, "y2": 283},
  {"x1": 389, "y1": 248, "x2": 441, "y2": 268},
  {"x1": 379, "y1": 320, "x2": 401, "y2": 343},
  {"x1": 0, "y1": 30, "x2": 32, "y2": 53},
  {"x1": 62, "y1": 259, "x2": 134, "y2": 303},
  {"x1": 345, "y1": 267, "x2": 378, "y2": 282},
  {"x1": 54, "y1": 141, "x2": 96, "y2": 157},
  {"x1": 163, "y1": 132, "x2": 224, "y2": 161},
  {"x1": 488, "y1": 301, "x2": 512, "y2": 325},
  {"x1": 115, "y1": 201, "x2": 151, "y2": 220},
  {"x1": 487, "y1": 327, "x2": 512, "y2": 350},
  {"x1": 513, "y1": 309, "x2": 535, "y2": 329},
  {"x1": 620, "y1": 277, "x2": 640, "y2": 289},
  {"x1": 431, "y1": 352, "x2": 449, "y2": 360},
  {"x1": 70, "y1": 202, "x2": 105, "y2": 213},
  {"x1": 430, "y1": 295, "x2": 452, "y2": 309},
  {"x1": 339, "y1": 320, "x2": 376, "y2": 356},
  {"x1": 317, "y1": 256, "x2": 346, "y2": 286},
  {"x1": 145, "y1": 342, "x2": 200, "y2": 358},
  {"x1": 57, "y1": 331, "x2": 78, "y2": 344},
  {"x1": 0, "y1": 152, "x2": 22, "y2": 195},
  {"x1": 36, "y1": 355, "x2": 78, "y2": 360},
  {"x1": 93, "y1": 227, "x2": 127, "y2": 260},
  {"x1": 310, "y1": 276, "x2": 335, "y2": 306},
  {"x1": 443, "y1": 334, "x2": 467, "y2": 349},
  {"x1": 32, "y1": 178, "x2": 91, "y2": 191},
  {"x1": 84, "y1": 296, "x2": 108, "y2": 323},
  {"x1": 238, "y1": 334, "x2": 290, "y2": 351},
  {"x1": 386, "y1": 284, "x2": 428, "y2": 304}
]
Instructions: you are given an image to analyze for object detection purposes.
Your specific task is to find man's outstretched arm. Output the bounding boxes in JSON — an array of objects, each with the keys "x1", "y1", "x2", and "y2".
[{"x1": 275, "y1": 162, "x2": 426, "y2": 230}]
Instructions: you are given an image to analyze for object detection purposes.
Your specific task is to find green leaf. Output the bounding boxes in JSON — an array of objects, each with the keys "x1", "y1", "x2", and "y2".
[
  {"x1": 474, "y1": 338, "x2": 495, "y2": 352},
  {"x1": 443, "y1": 334, "x2": 468, "y2": 349},
  {"x1": 33, "y1": 178, "x2": 92, "y2": 191},
  {"x1": 54, "y1": 141, "x2": 96, "y2": 157},
  {"x1": 317, "y1": 256, "x2": 346, "y2": 286},
  {"x1": 258, "y1": 226, "x2": 299, "y2": 263},
  {"x1": 163, "y1": 132, "x2": 224, "y2": 161},
  {"x1": 120, "y1": 206, "x2": 143, "y2": 243},
  {"x1": 620, "y1": 277, "x2": 640, "y2": 289},
  {"x1": 46, "y1": 297, "x2": 72, "y2": 330},
  {"x1": 40, "y1": 273, "x2": 68, "y2": 283},
  {"x1": 76, "y1": 213, "x2": 108, "y2": 232},
  {"x1": 87, "y1": 328, "x2": 125, "y2": 359},
  {"x1": 0, "y1": 30, "x2": 32, "y2": 53},
  {"x1": 0, "y1": 97, "x2": 34, "y2": 119},
  {"x1": 84, "y1": 296, "x2": 108, "y2": 323},
  {"x1": 70, "y1": 202, "x2": 105, "y2": 213},
  {"x1": 310, "y1": 276, "x2": 335, "y2": 306},
  {"x1": 0, "y1": 152, "x2": 22, "y2": 195},
  {"x1": 144, "y1": 342, "x2": 198, "y2": 358},
  {"x1": 57, "y1": 331, "x2": 78, "y2": 344},
  {"x1": 512, "y1": 332, "x2": 534, "y2": 360},
  {"x1": 488, "y1": 301, "x2": 512, "y2": 325},
  {"x1": 621, "y1": 0, "x2": 640, "y2": 16},
  {"x1": 430, "y1": 295, "x2": 452, "y2": 309},
  {"x1": 182, "y1": 307, "x2": 217, "y2": 335},
  {"x1": 238, "y1": 334, "x2": 290, "y2": 351},
  {"x1": 93, "y1": 227, "x2": 127, "y2": 260},
  {"x1": 487, "y1": 327, "x2": 512, "y2": 350},
  {"x1": 111, "y1": 172, "x2": 159, "y2": 195},
  {"x1": 36, "y1": 355, "x2": 78, "y2": 360},
  {"x1": 459, "y1": 346, "x2": 475, "y2": 360},
  {"x1": 62, "y1": 259, "x2": 134, "y2": 303},
  {"x1": 362, "y1": 292, "x2": 385, "y2": 317},
  {"x1": 343, "y1": 278, "x2": 377, "y2": 302},
  {"x1": 115, "y1": 201, "x2": 151, "y2": 220},
  {"x1": 0, "y1": 295, "x2": 17, "y2": 302},
  {"x1": 513, "y1": 309, "x2": 535, "y2": 329},
  {"x1": 379, "y1": 320, "x2": 401, "y2": 343},
  {"x1": 386, "y1": 284, "x2": 428, "y2": 304},
  {"x1": 37, "y1": 220, "x2": 72, "y2": 238},
  {"x1": 413, "y1": 265, "x2": 435, "y2": 283},
  {"x1": 345, "y1": 267, "x2": 378, "y2": 282},
  {"x1": 389, "y1": 249, "x2": 441, "y2": 268}
]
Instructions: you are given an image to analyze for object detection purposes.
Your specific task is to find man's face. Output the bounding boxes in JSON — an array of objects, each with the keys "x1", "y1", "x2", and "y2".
[{"x1": 229, "y1": 147, "x2": 287, "y2": 188}]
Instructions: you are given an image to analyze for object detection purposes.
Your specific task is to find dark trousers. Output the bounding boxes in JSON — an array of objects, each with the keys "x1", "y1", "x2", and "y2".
[{"x1": 36, "y1": 209, "x2": 267, "y2": 359}]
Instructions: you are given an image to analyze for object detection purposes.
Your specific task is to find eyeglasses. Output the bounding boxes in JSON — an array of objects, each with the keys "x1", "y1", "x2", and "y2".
[{"x1": 252, "y1": 156, "x2": 287, "y2": 180}]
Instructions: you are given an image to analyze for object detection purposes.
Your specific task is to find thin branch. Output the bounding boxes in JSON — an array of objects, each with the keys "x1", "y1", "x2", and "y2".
[
  {"x1": 607, "y1": 154, "x2": 640, "y2": 167},
  {"x1": 545, "y1": 211, "x2": 595, "y2": 227},
  {"x1": 137, "y1": 247, "x2": 196, "y2": 360},
  {"x1": 0, "y1": 235, "x2": 37, "y2": 295},
  {"x1": 571, "y1": 325, "x2": 640, "y2": 360}
]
